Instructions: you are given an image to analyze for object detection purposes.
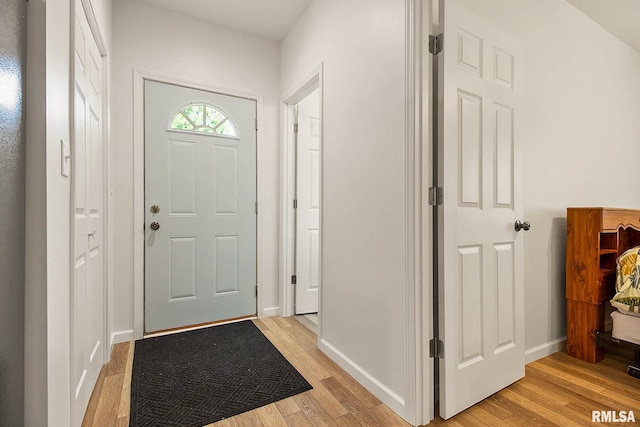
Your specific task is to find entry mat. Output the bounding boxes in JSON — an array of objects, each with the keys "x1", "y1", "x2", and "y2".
[{"x1": 129, "y1": 320, "x2": 312, "y2": 426}]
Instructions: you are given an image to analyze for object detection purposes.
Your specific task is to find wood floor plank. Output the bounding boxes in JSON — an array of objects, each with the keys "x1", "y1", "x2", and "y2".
[
  {"x1": 474, "y1": 397, "x2": 514, "y2": 420},
  {"x1": 371, "y1": 403, "x2": 412, "y2": 426},
  {"x1": 332, "y1": 412, "x2": 364, "y2": 427},
  {"x1": 499, "y1": 388, "x2": 584, "y2": 427},
  {"x1": 91, "y1": 374, "x2": 124, "y2": 426},
  {"x1": 507, "y1": 379, "x2": 599, "y2": 426},
  {"x1": 117, "y1": 341, "x2": 134, "y2": 420},
  {"x1": 208, "y1": 416, "x2": 240, "y2": 426},
  {"x1": 319, "y1": 376, "x2": 387, "y2": 425},
  {"x1": 532, "y1": 358, "x2": 607, "y2": 393},
  {"x1": 275, "y1": 397, "x2": 302, "y2": 417},
  {"x1": 293, "y1": 392, "x2": 339, "y2": 426},
  {"x1": 233, "y1": 409, "x2": 265, "y2": 427},
  {"x1": 255, "y1": 403, "x2": 288, "y2": 427},
  {"x1": 263, "y1": 319, "x2": 333, "y2": 380},
  {"x1": 489, "y1": 391, "x2": 556, "y2": 426},
  {"x1": 284, "y1": 411, "x2": 315, "y2": 427},
  {"x1": 260, "y1": 329, "x2": 349, "y2": 418}
]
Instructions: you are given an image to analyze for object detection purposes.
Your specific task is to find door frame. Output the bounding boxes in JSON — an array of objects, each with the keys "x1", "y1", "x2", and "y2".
[
  {"x1": 280, "y1": 64, "x2": 323, "y2": 325},
  {"x1": 132, "y1": 71, "x2": 265, "y2": 339}
]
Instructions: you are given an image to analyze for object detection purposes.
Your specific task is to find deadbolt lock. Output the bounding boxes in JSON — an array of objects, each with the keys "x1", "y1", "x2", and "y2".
[
  {"x1": 150, "y1": 222, "x2": 160, "y2": 231},
  {"x1": 150, "y1": 204, "x2": 160, "y2": 214}
]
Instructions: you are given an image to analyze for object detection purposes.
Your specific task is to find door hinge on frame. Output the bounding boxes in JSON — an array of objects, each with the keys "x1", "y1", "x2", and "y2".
[
  {"x1": 293, "y1": 199, "x2": 298, "y2": 209},
  {"x1": 255, "y1": 202, "x2": 258, "y2": 214},
  {"x1": 291, "y1": 275, "x2": 297, "y2": 285},
  {"x1": 428, "y1": 186, "x2": 443, "y2": 206},
  {"x1": 293, "y1": 123, "x2": 299, "y2": 133},
  {"x1": 429, "y1": 338, "x2": 444, "y2": 358},
  {"x1": 429, "y1": 33, "x2": 443, "y2": 55},
  {"x1": 256, "y1": 285, "x2": 258, "y2": 297}
]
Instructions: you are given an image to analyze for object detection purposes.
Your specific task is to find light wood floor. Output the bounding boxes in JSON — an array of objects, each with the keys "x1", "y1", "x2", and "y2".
[{"x1": 83, "y1": 317, "x2": 639, "y2": 426}]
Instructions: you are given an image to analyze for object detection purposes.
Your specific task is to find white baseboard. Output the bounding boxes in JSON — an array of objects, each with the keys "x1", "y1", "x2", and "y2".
[
  {"x1": 525, "y1": 336, "x2": 566, "y2": 364},
  {"x1": 110, "y1": 329, "x2": 134, "y2": 348},
  {"x1": 261, "y1": 306, "x2": 280, "y2": 318},
  {"x1": 319, "y1": 338, "x2": 407, "y2": 420}
]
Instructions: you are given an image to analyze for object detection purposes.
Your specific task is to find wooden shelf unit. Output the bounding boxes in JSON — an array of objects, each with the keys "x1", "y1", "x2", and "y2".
[{"x1": 566, "y1": 207, "x2": 640, "y2": 363}]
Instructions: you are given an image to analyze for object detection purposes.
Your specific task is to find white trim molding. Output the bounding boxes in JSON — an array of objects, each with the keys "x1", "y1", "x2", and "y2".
[
  {"x1": 110, "y1": 330, "x2": 134, "y2": 348},
  {"x1": 405, "y1": 0, "x2": 433, "y2": 425},
  {"x1": 261, "y1": 306, "x2": 280, "y2": 318},
  {"x1": 319, "y1": 338, "x2": 407, "y2": 416},
  {"x1": 132, "y1": 70, "x2": 266, "y2": 339},
  {"x1": 525, "y1": 337, "x2": 567, "y2": 364}
]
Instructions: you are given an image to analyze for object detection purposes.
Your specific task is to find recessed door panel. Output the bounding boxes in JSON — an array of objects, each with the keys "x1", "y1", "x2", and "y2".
[
  {"x1": 458, "y1": 245, "x2": 483, "y2": 366},
  {"x1": 170, "y1": 140, "x2": 197, "y2": 215},
  {"x1": 494, "y1": 103, "x2": 513, "y2": 208},
  {"x1": 170, "y1": 237, "x2": 197, "y2": 300},
  {"x1": 495, "y1": 243, "x2": 515, "y2": 351},
  {"x1": 214, "y1": 235, "x2": 239, "y2": 295},
  {"x1": 458, "y1": 91, "x2": 482, "y2": 207},
  {"x1": 214, "y1": 145, "x2": 239, "y2": 215}
]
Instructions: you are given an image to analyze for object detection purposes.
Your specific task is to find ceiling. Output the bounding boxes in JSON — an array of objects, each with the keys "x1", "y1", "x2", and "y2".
[
  {"x1": 566, "y1": 0, "x2": 640, "y2": 52},
  {"x1": 136, "y1": 0, "x2": 640, "y2": 52},
  {"x1": 137, "y1": 0, "x2": 312, "y2": 41}
]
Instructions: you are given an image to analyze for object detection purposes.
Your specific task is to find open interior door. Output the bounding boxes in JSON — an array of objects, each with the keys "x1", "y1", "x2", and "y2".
[{"x1": 437, "y1": 0, "x2": 526, "y2": 418}]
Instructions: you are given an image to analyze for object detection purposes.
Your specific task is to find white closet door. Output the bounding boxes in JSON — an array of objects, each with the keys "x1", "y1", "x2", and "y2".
[
  {"x1": 72, "y1": 1, "x2": 105, "y2": 424},
  {"x1": 438, "y1": 0, "x2": 525, "y2": 418},
  {"x1": 295, "y1": 88, "x2": 321, "y2": 315}
]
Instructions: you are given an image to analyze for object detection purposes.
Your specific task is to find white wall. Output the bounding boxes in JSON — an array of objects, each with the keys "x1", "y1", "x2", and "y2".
[
  {"x1": 457, "y1": 0, "x2": 640, "y2": 360},
  {"x1": 281, "y1": 0, "x2": 411, "y2": 419},
  {"x1": 111, "y1": 0, "x2": 281, "y2": 339},
  {"x1": 24, "y1": 0, "x2": 112, "y2": 425}
]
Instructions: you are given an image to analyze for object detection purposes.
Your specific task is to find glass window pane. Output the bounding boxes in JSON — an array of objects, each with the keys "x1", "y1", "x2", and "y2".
[
  {"x1": 182, "y1": 105, "x2": 204, "y2": 126},
  {"x1": 215, "y1": 120, "x2": 236, "y2": 136},
  {"x1": 206, "y1": 107, "x2": 225, "y2": 128},
  {"x1": 196, "y1": 126, "x2": 215, "y2": 133},
  {"x1": 171, "y1": 113, "x2": 195, "y2": 130}
]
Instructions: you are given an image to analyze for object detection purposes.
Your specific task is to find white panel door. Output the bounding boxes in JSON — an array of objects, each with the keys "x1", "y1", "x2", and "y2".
[
  {"x1": 144, "y1": 81, "x2": 257, "y2": 333},
  {"x1": 72, "y1": 1, "x2": 105, "y2": 424},
  {"x1": 295, "y1": 88, "x2": 321, "y2": 314},
  {"x1": 438, "y1": 0, "x2": 525, "y2": 418}
]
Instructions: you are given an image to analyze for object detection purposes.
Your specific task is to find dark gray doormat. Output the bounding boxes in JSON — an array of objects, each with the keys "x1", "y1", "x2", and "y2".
[{"x1": 129, "y1": 320, "x2": 312, "y2": 426}]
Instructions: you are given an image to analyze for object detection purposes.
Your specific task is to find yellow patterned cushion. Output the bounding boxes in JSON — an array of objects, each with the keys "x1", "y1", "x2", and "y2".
[{"x1": 611, "y1": 247, "x2": 640, "y2": 317}]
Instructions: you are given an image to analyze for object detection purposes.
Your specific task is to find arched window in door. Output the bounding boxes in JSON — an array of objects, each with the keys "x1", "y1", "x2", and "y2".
[{"x1": 169, "y1": 102, "x2": 237, "y2": 137}]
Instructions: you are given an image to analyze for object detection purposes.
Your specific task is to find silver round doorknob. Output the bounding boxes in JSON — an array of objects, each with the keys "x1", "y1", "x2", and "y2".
[
  {"x1": 150, "y1": 222, "x2": 160, "y2": 231},
  {"x1": 514, "y1": 220, "x2": 530, "y2": 232}
]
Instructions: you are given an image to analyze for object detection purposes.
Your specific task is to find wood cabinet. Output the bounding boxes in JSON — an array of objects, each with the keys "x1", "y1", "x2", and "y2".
[{"x1": 566, "y1": 208, "x2": 640, "y2": 363}]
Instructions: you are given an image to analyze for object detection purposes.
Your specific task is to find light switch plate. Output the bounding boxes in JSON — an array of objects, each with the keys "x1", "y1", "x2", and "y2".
[{"x1": 61, "y1": 139, "x2": 70, "y2": 177}]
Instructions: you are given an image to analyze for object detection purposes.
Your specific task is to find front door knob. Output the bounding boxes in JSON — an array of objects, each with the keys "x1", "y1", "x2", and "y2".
[
  {"x1": 150, "y1": 222, "x2": 160, "y2": 231},
  {"x1": 515, "y1": 220, "x2": 530, "y2": 232}
]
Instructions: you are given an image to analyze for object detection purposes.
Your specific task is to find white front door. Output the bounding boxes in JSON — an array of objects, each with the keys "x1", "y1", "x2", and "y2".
[
  {"x1": 144, "y1": 81, "x2": 257, "y2": 333},
  {"x1": 295, "y1": 88, "x2": 321, "y2": 315},
  {"x1": 438, "y1": 0, "x2": 525, "y2": 418},
  {"x1": 72, "y1": 1, "x2": 105, "y2": 424}
]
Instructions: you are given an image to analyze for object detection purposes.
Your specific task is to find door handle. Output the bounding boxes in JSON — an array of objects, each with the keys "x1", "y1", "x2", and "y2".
[
  {"x1": 514, "y1": 220, "x2": 530, "y2": 232},
  {"x1": 88, "y1": 230, "x2": 96, "y2": 237}
]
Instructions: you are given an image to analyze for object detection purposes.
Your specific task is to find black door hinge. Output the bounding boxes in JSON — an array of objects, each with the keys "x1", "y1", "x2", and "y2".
[
  {"x1": 429, "y1": 338, "x2": 444, "y2": 358},
  {"x1": 429, "y1": 34, "x2": 444, "y2": 55}
]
